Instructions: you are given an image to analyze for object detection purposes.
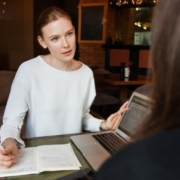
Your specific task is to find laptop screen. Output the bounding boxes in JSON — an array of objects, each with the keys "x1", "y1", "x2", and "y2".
[{"x1": 118, "y1": 94, "x2": 152, "y2": 136}]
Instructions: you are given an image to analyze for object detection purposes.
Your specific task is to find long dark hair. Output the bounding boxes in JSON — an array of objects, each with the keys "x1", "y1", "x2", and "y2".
[{"x1": 134, "y1": 0, "x2": 180, "y2": 139}]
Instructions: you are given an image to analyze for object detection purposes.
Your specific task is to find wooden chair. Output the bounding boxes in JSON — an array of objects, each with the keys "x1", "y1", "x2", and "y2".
[
  {"x1": 0, "y1": 70, "x2": 16, "y2": 100},
  {"x1": 138, "y1": 50, "x2": 152, "y2": 76},
  {"x1": 139, "y1": 50, "x2": 150, "y2": 68},
  {"x1": 0, "y1": 105, "x2": 5, "y2": 127},
  {"x1": 0, "y1": 70, "x2": 16, "y2": 126},
  {"x1": 135, "y1": 84, "x2": 153, "y2": 98},
  {"x1": 109, "y1": 49, "x2": 131, "y2": 67},
  {"x1": 104, "y1": 49, "x2": 132, "y2": 73},
  {"x1": 93, "y1": 68, "x2": 119, "y2": 97},
  {"x1": 121, "y1": 84, "x2": 153, "y2": 106},
  {"x1": 105, "y1": 49, "x2": 132, "y2": 73},
  {"x1": 92, "y1": 68, "x2": 120, "y2": 119}
]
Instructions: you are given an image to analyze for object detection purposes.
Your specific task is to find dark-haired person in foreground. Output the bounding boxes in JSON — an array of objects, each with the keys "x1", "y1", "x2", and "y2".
[{"x1": 93, "y1": 0, "x2": 180, "y2": 179}]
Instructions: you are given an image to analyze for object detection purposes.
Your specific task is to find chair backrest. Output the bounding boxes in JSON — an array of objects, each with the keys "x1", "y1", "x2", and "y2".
[
  {"x1": 137, "y1": 50, "x2": 152, "y2": 76},
  {"x1": 109, "y1": 49, "x2": 131, "y2": 67},
  {"x1": 0, "y1": 105, "x2": 5, "y2": 127},
  {"x1": 0, "y1": 70, "x2": 16, "y2": 100},
  {"x1": 93, "y1": 69, "x2": 111, "y2": 89},
  {"x1": 0, "y1": 70, "x2": 16, "y2": 126},
  {"x1": 135, "y1": 84, "x2": 153, "y2": 98},
  {"x1": 139, "y1": 50, "x2": 151, "y2": 68},
  {"x1": 93, "y1": 68, "x2": 111, "y2": 75}
]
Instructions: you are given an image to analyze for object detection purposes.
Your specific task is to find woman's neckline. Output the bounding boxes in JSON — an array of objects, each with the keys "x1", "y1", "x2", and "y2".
[{"x1": 39, "y1": 55, "x2": 83, "y2": 73}]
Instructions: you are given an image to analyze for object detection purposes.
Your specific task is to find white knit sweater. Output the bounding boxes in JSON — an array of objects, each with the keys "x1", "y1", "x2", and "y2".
[{"x1": 0, "y1": 56, "x2": 102, "y2": 147}]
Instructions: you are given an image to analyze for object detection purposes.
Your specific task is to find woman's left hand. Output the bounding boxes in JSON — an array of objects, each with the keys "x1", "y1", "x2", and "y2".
[{"x1": 101, "y1": 101, "x2": 129, "y2": 131}]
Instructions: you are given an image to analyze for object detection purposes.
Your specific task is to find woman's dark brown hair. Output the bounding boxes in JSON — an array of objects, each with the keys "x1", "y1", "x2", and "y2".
[
  {"x1": 134, "y1": 0, "x2": 180, "y2": 139},
  {"x1": 37, "y1": 6, "x2": 72, "y2": 37}
]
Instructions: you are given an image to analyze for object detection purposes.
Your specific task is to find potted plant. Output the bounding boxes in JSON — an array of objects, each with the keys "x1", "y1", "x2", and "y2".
[{"x1": 114, "y1": 27, "x2": 124, "y2": 45}]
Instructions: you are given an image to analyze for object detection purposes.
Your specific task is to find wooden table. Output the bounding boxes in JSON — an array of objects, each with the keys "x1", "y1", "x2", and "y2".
[
  {"x1": 3, "y1": 134, "x2": 93, "y2": 180},
  {"x1": 96, "y1": 74, "x2": 152, "y2": 99}
]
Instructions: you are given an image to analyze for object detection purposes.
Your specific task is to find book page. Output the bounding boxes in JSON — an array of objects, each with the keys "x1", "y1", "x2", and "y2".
[
  {"x1": 37, "y1": 143, "x2": 81, "y2": 172},
  {"x1": 0, "y1": 147, "x2": 38, "y2": 178}
]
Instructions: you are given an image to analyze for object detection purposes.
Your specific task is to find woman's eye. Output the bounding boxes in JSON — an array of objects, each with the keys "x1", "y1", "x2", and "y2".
[
  {"x1": 52, "y1": 37, "x2": 58, "y2": 41},
  {"x1": 67, "y1": 32, "x2": 73, "y2": 37}
]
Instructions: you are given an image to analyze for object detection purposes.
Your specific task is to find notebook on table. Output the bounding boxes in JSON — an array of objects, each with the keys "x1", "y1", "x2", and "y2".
[{"x1": 70, "y1": 92, "x2": 152, "y2": 171}]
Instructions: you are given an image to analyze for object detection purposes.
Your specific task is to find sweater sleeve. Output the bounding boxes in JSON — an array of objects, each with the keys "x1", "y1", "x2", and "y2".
[
  {"x1": 0, "y1": 65, "x2": 29, "y2": 148},
  {"x1": 82, "y1": 110, "x2": 103, "y2": 132}
]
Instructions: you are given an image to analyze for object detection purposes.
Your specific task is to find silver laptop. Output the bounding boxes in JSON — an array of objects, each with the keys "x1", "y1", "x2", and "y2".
[{"x1": 70, "y1": 92, "x2": 152, "y2": 171}]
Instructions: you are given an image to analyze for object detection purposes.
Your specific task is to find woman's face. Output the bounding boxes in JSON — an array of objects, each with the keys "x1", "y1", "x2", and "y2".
[{"x1": 38, "y1": 17, "x2": 76, "y2": 62}]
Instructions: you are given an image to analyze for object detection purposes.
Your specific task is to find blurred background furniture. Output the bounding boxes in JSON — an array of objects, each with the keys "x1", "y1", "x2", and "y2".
[
  {"x1": 120, "y1": 83, "x2": 153, "y2": 105},
  {"x1": 105, "y1": 48, "x2": 132, "y2": 73},
  {"x1": 97, "y1": 73, "x2": 152, "y2": 98},
  {"x1": 88, "y1": 64, "x2": 99, "y2": 71},
  {"x1": 93, "y1": 68, "x2": 120, "y2": 97},
  {"x1": 134, "y1": 83, "x2": 153, "y2": 98},
  {"x1": 91, "y1": 68, "x2": 121, "y2": 119},
  {"x1": 109, "y1": 49, "x2": 131, "y2": 67},
  {"x1": 91, "y1": 92, "x2": 120, "y2": 119},
  {"x1": 138, "y1": 49, "x2": 152, "y2": 76},
  {"x1": 0, "y1": 103, "x2": 5, "y2": 127},
  {"x1": 0, "y1": 70, "x2": 16, "y2": 126}
]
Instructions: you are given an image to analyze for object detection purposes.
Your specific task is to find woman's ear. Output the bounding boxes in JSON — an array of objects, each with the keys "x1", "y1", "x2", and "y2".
[{"x1": 37, "y1": 36, "x2": 47, "y2": 49}]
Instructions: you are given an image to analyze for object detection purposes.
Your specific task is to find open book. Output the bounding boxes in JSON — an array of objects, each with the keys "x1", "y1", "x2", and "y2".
[{"x1": 0, "y1": 143, "x2": 81, "y2": 177}]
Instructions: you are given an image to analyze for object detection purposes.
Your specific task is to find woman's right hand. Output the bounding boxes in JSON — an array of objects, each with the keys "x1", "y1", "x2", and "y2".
[
  {"x1": 103, "y1": 101, "x2": 129, "y2": 131},
  {"x1": 0, "y1": 138, "x2": 18, "y2": 169}
]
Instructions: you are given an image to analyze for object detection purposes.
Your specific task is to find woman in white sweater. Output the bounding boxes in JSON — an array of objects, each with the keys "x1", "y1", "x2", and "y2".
[{"x1": 0, "y1": 7, "x2": 128, "y2": 168}]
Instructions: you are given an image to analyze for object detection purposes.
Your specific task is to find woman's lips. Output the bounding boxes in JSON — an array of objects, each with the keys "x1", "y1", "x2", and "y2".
[{"x1": 62, "y1": 50, "x2": 72, "y2": 56}]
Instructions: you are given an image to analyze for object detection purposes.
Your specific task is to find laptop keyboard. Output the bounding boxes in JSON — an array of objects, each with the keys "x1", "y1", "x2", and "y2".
[{"x1": 93, "y1": 133, "x2": 126, "y2": 155}]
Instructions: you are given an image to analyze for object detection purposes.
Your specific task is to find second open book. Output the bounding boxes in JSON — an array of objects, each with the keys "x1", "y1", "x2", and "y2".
[{"x1": 0, "y1": 143, "x2": 81, "y2": 177}]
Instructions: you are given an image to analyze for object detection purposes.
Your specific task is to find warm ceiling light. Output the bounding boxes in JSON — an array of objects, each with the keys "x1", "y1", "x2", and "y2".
[
  {"x1": 109, "y1": 0, "x2": 157, "y2": 6},
  {"x1": 132, "y1": 0, "x2": 142, "y2": 5}
]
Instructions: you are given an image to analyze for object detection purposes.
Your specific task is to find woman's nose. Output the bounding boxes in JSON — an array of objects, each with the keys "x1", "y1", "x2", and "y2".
[{"x1": 62, "y1": 38, "x2": 69, "y2": 48}]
